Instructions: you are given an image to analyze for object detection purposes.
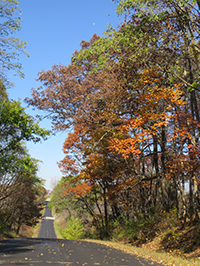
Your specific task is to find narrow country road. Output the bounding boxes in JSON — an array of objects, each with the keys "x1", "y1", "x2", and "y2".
[
  {"x1": 0, "y1": 201, "x2": 164, "y2": 265},
  {"x1": 38, "y1": 201, "x2": 57, "y2": 239}
]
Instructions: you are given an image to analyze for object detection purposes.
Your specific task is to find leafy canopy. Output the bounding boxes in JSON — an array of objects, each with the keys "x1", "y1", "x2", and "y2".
[{"x1": 0, "y1": 0, "x2": 29, "y2": 86}]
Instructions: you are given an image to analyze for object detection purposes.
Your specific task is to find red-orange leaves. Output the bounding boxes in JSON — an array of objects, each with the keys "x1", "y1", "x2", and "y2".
[
  {"x1": 110, "y1": 137, "x2": 141, "y2": 158},
  {"x1": 63, "y1": 182, "x2": 91, "y2": 198}
]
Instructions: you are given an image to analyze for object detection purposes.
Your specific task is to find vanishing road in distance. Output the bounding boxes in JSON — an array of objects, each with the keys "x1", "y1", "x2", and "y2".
[{"x1": 0, "y1": 201, "x2": 164, "y2": 265}]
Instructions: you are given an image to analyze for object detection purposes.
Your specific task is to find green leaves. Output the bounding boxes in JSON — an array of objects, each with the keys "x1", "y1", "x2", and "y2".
[
  {"x1": 0, "y1": 99, "x2": 50, "y2": 180},
  {"x1": 0, "y1": 0, "x2": 29, "y2": 86},
  {"x1": 61, "y1": 216, "x2": 85, "y2": 240},
  {"x1": 0, "y1": 100, "x2": 50, "y2": 148},
  {"x1": 188, "y1": 79, "x2": 200, "y2": 92}
]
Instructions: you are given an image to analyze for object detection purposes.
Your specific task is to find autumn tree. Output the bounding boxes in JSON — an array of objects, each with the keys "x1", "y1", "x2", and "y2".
[{"x1": 111, "y1": 0, "x2": 200, "y2": 221}]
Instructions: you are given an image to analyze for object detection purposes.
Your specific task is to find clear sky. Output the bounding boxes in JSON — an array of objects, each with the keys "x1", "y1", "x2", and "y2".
[{"x1": 8, "y1": 0, "x2": 121, "y2": 190}]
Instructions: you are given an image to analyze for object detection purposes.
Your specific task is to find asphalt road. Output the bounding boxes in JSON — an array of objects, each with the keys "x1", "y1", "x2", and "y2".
[
  {"x1": 0, "y1": 202, "x2": 164, "y2": 266},
  {"x1": 38, "y1": 201, "x2": 57, "y2": 239}
]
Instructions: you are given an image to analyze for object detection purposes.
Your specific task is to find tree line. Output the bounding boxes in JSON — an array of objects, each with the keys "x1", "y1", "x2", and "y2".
[
  {"x1": 0, "y1": 0, "x2": 49, "y2": 235},
  {"x1": 28, "y1": 0, "x2": 200, "y2": 238}
]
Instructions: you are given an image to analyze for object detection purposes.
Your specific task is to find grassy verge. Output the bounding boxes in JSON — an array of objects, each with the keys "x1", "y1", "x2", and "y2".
[
  {"x1": 54, "y1": 220, "x2": 64, "y2": 239},
  {"x1": 0, "y1": 231, "x2": 18, "y2": 240},
  {"x1": 50, "y1": 206, "x2": 64, "y2": 239},
  {"x1": 31, "y1": 220, "x2": 42, "y2": 238}
]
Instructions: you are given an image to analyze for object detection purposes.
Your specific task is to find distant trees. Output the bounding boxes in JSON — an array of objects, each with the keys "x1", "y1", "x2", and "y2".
[{"x1": 27, "y1": 0, "x2": 200, "y2": 237}]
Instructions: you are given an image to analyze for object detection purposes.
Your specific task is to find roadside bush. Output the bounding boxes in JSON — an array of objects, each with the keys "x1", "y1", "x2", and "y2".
[
  {"x1": 61, "y1": 216, "x2": 85, "y2": 240},
  {"x1": 112, "y1": 213, "x2": 160, "y2": 244}
]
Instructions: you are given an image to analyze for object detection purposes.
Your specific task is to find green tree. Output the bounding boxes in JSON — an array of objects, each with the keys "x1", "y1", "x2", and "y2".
[
  {"x1": 0, "y1": 80, "x2": 8, "y2": 101},
  {"x1": 0, "y1": 0, "x2": 29, "y2": 86},
  {"x1": 61, "y1": 216, "x2": 85, "y2": 240},
  {"x1": 0, "y1": 99, "x2": 50, "y2": 209},
  {"x1": 0, "y1": 99, "x2": 50, "y2": 173},
  {"x1": 50, "y1": 177, "x2": 72, "y2": 215}
]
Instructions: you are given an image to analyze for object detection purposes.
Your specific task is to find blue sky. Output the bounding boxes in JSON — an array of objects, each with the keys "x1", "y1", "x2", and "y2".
[{"x1": 8, "y1": 0, "x2": 121, "y2": 190}]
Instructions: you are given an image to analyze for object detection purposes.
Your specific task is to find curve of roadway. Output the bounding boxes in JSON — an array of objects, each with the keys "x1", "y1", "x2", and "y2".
[{"x1": 0, "y1": 201, "x2": 164, "y2": 266}]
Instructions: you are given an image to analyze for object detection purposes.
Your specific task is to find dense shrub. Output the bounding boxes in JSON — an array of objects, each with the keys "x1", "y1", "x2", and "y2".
[{"x1": 61, "y1": 216, "x2": 85, "y2": 240}]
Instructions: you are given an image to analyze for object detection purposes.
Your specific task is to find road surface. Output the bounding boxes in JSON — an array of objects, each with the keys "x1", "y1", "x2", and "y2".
[
  {"x1": 38, "y1": 201, "x2": 57, "y2": 239},
  {"x1": 0, "y1": 202, "x2": 164, "y2": 265}
]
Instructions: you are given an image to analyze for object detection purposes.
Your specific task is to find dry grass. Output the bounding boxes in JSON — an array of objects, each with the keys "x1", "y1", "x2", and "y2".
[{"x1": 31, "y1": 220, "x2": 42, "y2": 238}]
